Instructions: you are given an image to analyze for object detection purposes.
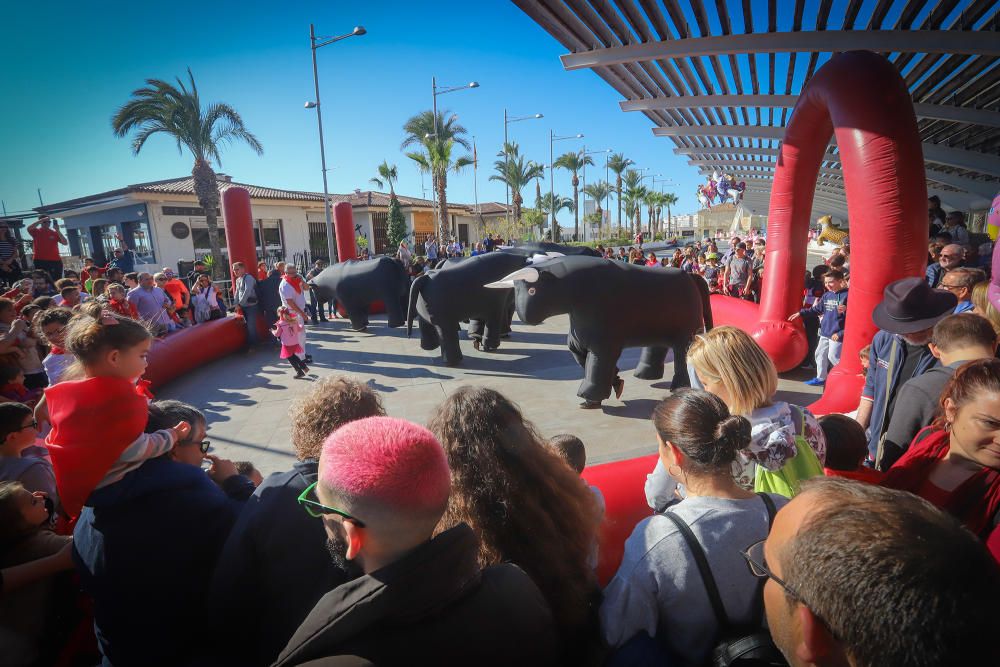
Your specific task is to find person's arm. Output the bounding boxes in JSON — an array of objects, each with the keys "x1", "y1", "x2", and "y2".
[
  {"x1": 26, "y1": 221, "x2": 41, "y2": 234},
  {"x1": 115, "y1": 423, "x2": 189, "y2": 464},
  {"x1": 881, "y1": 383, "x2": 930, "y2": 469},
  {"x1": 2, "y1": 540, "x2": 74, "y2": 595},
  {"x1": 54, "y1": 225, "x2": 68, "y2": 245}
]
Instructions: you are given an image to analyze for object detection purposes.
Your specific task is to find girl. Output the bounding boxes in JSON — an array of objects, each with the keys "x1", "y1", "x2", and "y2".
[
  {"x1": 37, "y1": 308, "x2": 73, "y2": 385},
  {"x1": 645, "y1": 252, "x2": 658, "y2": 267},
  {"x1": 105, "y1": 283, "x2": 139, "y2": 320},
  {"x1": 272, "y1": 306, "x2": 309, "y2": 378},
  {"x1": 191, "y1": 274, "x2": 224, "y2": 323},
  {"x1": 256, "y1": 261, "x2": 269, "y2": 281},
  {"x1": 91, "y1": 278, "x2": 109, "y2": 301},
  {"x1": 42, "y1": 309, "x2": 189, "y2": 518}
]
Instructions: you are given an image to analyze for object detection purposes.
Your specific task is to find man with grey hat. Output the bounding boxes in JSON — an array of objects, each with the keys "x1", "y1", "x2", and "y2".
[{"x1": 856, "y1": 277, "x2": 957, "y2": 469}]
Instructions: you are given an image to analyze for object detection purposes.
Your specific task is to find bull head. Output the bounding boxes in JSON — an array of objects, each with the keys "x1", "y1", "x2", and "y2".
[{"x1": 483, "y1": 252, "x2": 561, "y2": 289}]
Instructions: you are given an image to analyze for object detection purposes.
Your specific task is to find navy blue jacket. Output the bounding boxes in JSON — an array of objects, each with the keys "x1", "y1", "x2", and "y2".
[
  {"x1": 800, "y1": 288, "x2": 848, "y2": 339},
  {"x1": 207, "y1": 459, "x2": 351, "y2": 666},
  {"x1": 73, "y1": 457, "x2": 245, "y2": 666}
]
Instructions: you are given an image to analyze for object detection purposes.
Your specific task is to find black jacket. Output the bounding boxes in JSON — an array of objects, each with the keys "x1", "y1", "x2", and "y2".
[
  {"x1": 881, "y1": 361, "x2": 962, "y2": 469},
  {"x1": 209, "y1": 460, "x2": 351, "y2": 666},
  {"x1": 272, "y1": 523, "x2": 558, "y2": 667}
]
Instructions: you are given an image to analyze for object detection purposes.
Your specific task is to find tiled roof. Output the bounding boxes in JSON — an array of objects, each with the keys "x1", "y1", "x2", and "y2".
[{"x1": 135, "y1": 177, "x2": 324, "y2": 202}]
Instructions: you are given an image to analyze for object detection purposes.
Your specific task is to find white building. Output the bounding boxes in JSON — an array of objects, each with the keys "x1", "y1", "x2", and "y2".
[{"x1": 36, "y1": 174, "x2": 510, "y2": 272}]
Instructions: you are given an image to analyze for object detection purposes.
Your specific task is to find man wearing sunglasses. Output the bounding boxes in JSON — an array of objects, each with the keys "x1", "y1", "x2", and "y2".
[
  {"x1": 273, "y1": 416, "x2": 557, "y2": 666},
  {"x1": 750, "y1": 477, "x2": 998, "y2": 666}
]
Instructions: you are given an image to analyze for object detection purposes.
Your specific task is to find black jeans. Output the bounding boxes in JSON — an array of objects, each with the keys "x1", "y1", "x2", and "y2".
[
  {"x1": 33, "y1": 259, "x2": 63, "y2": 282},
  {"x1": 287, "y1": 354, "x2": 308, "y2": 374}
]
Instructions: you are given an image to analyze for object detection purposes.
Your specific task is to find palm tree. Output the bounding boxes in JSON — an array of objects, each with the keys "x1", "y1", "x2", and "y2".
[
  {"x1": 622, "y1": 170, "x2": 646, "y2": 237},
  {"x1": 582, "y1": 180, "x2": 612, "y2": 239},
  {"x1": 661, "y1": 192, "x2": 679, "y2": 238},
  {"x1": 553, "y1": 151, "x2": 594, "y2": 241},
  {"x1": 401, "y1": 110, "x2": 472, "y2": 242},
  {"x1": 644, "y1": 190, "x2": 662, "y2": 237},
  {"x1": 369, "y1": 160, "x2": 399, "y2": 194},
  {"x1": 490, "y1": 142, "x2": 545, "y2": 226},
  {"x1": 607, "y1": 153, "x2": 634, "y2": 236},
  {"x1": 539, "y1": 193, "x2": 574, "y2": 238},
  {"x1": 111, "y1": 68, "x2": 262, "y2": 278}
]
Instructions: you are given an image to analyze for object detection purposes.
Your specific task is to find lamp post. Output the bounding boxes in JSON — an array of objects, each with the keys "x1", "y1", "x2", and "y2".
[
  {"x1": 581, "y1": 147, "x2": 610, "y2": 242},
  {"x1": 306, "y1": 24, "x2": 366, "y2": 263},
  {"x1": 549, "y1": 130, "x2": 583, "y2": 241},
  {"x1": 430, "y1": 77, "x2": 478, "y2": 242},
  {"x1": 503, "y1": 110, "x2": 543, "y2": 224}
]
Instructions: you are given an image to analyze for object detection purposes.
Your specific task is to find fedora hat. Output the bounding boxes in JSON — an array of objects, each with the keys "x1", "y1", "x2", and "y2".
[{"x1": 872, "y1": 277, "x2": 957, "y2": 334}]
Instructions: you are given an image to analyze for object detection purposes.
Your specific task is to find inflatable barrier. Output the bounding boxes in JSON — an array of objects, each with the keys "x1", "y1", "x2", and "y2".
[
  {"x1": 581, "y1": 453, "x2": 658, "y2": 586},
  {"x1": 712, "y1": 51, "x2": 927, "y2": 415},
  {"x1": 144, "y1": 316, "x2": 247, "y2": 391}
]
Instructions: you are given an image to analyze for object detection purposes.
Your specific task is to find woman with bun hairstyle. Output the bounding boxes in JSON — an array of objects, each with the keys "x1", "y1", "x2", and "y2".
[{"x1": 602, "y1": 389, "x2": 788, "y2": 665}]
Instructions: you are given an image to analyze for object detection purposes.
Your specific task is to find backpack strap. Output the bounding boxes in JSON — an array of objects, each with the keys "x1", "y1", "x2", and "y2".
[
  {"x1": 661, "y1": 510, "x2": 732, "y2": 632},
  {"x1": 750, "y1": 493, "x2": 778, "y2": 628}
]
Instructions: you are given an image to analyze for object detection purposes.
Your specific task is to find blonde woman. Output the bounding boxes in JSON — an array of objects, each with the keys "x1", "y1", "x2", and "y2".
[
  {"x1": 646, "y1": 326, "x2": 826, "y2": 507},
  {"x1": 971, "y1": 281, "x2": 1000, "y2": 336}
]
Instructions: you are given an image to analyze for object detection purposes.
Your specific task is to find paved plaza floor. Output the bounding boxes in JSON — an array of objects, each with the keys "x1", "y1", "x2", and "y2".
[{"x1": 159, "y1": 310, "x2": 823, "y2": 476}]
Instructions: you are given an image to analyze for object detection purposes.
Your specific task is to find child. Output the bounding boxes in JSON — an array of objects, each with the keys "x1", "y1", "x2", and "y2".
[
  {"x1": 818, "y1": 414, "x2": 882, "y2": 484},
  {"x1": 235, "y1": 461, "x2": 263, "y2": 487},
  {"x1": 788, "y1": 269, "x2": 848, "y2": 386},
  {"x1": 105, "y1": 283, "x2": 139, "y2": 320},
  {"x1": 273, "y1": 306, "x2": 310, "y2": 378},
  {"x1": 0, "y1": 364, "x2": 42, "y2": 406},
  {"x1": 0, "y1": 403, "x2": 56, "y2": 508},
  {"x1": 0, "y1": 480, "x2": 73, "y2": 664},
  {"x1": 42, "y1": 310, "x2": 190, "y2": 518},
  {"x1": 859, "y1": 344, "x2": 871, "y2": 375},
  {"x1": 702, "y1": 253, "x2": 721, "y2": 293},
  {"x1": 36, "y1": 308, "x2": 73, "y2": 386},
  {"x1": 549, "y1": 434, "x2": 604, "y2": 568},
  {"x1": 0, "y1": 298, "x2": 47, "y2": 390}
]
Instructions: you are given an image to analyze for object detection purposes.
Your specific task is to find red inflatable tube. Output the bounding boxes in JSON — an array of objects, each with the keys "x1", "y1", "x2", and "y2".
[
  {"x1": 713, "y1": 51, "x2": 927, "y2": 415},
  {"x1": 331, "y1": 201, "x2": 385, "y2": 316},
  {"x1": 144, "y1": 316, "x2": 247, "y2": 391},
  {"x1": 581, "y1": 453, "x2": 658, "y2": 586},
  {"x1": 223, "y1": 187, "x2": 270, "y2": 338}
]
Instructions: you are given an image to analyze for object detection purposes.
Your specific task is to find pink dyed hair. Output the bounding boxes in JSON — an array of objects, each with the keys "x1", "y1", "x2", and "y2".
[{"x1": 319, "y1": 416, "x2": 450, "y2": 513}]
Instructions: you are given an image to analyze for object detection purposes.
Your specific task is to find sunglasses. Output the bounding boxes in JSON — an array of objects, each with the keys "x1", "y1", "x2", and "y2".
[
  {"x1": 16, "y1": 420, "x2": 38, "y2": 432},
  {"x1": 296, "y1": 482, "x2": 366, "y2": 526},
  {"x1": 194, "y1": 440, "x2": 211, "y2": 454},
  {"x1": 939, "y1": 284, "x2": 964, "y2": 291}
]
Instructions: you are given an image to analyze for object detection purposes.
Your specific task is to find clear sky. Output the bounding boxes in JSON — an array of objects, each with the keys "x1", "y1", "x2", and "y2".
[{"x1": 1, "y1": 0, "x2": 703, "y2": 220}]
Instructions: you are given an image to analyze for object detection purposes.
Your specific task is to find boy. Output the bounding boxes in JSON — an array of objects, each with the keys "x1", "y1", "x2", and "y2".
[
  {"x1": 722, "y1": 242, "x2": 752, "y2": 298},
  {"x1": 549, "y1": 433, "x2": 604, "y2": 569},
  {"x1": 702, "y1": 253, "x2": 721, "y2": 293},
  {"x1": 818, "y1": 414, "x2": 882, "y2": 484},
  {"x1": 789, "y1": 269, "x2": 848, "y2": 386},
  {"x1": 0, "y1": 403, "x2": 56, "y2": 508}
]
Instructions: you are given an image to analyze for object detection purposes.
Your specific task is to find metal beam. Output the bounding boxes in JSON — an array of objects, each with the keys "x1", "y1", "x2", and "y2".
[
  {"x1": 627, "y1": 96, "x2": 1000, "y2": 129},
  {"x1": 695, "y1": 162, "x2": 846, "y2": 177},
  {"x1": 921, "y1": 143, "x2": 1000, "y2": 176},
  {"x1": 562, "y1": 30, "x2": 1000, "y2": 70},
  {"x1": 674, "y1": 146, "x2": 841, "y2": 161},
  {"x1": 654, "y1": 125, "x2": 784, "y2": 139},
  {"x1": 922, "y1": 171, "x2": 999, "y2": 199}
]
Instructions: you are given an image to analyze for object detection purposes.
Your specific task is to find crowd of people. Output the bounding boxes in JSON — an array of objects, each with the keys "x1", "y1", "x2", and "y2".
[{"x1": 1, "y1": 199, "x2": 999, "y2": 666}]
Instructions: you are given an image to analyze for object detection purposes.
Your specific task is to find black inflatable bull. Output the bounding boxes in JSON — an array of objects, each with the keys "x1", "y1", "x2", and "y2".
[
  {"x1": 489, "y1": 256, "x2": 712, "y2": 407},
  {"x1": 407, "y1": 252, "x2": 534, "y2": 365},
  {"x1": 308, "y1": 257, "x2": 409, "y2": 331},
  {"x1": 501, "y1": 241, "x2": 601, "y2": 257}
]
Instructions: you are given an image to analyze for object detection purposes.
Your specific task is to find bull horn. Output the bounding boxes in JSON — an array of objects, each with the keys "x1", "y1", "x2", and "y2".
[
  {"x1": 484, "y1": 267, "x2": 539, "y2": 289},
  {"x1": 528, "y1": 252, "x2": 564, "y2": 265}
]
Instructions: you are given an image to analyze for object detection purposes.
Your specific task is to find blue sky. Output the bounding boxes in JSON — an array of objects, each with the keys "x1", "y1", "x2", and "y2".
[{"x1": 0, "y1": 0, "x2": 698, "y2": 219}]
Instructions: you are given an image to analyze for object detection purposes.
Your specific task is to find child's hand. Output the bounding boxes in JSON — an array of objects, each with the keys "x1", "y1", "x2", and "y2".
[{"x1": 171, "y1": 421, "x2": 191, "y2": 442}]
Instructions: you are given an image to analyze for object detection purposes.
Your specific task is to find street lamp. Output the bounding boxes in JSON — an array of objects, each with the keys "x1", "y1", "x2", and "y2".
[
  {"x1": 430, "y1": 78, "x2": 479, "y2": 242},
  {"x1": 549, "y1": 131, "x2": 583, "y2": 241},
  {"x1": 581, "y1": 147, "x2": 610, "y2": 242},
  {"x1": 503, "y1": 111, "x2": 543, "y2": 223},
  {"x1": 306, "y1": 23, "x2": 366, "y2": 263}
]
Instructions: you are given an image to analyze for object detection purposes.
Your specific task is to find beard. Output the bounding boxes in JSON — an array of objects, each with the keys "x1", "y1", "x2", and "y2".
[{"x1": 325, "y1": 526, "x2": 364, "y2": 578}]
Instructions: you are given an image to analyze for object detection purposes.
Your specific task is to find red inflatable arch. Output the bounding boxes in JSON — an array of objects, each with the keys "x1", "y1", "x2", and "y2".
[
  {"x1": 332, "y1": 198, "x2": 387, "y2": 316},
  {"x1": 711, "y1": 51, "x2": 928, "y2": 414}
]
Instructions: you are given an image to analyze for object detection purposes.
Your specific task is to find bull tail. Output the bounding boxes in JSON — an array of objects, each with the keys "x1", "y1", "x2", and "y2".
[
  {"x1": 694, "y1": 273, "x2": 713, "y2": 332},
  {"x1": 407, "y1": 274, "x2": 429, "y2": 338}
]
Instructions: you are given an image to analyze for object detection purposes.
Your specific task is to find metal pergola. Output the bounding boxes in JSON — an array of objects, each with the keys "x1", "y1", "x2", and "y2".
[{"x1": 513, "y1": 0, "x2": 1000, "y2": 220}]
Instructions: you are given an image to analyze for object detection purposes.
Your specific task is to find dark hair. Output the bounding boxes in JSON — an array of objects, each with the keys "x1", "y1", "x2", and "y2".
[
  {"x1": 783, "y1": 477, "x2": 1000, "y2": 667},
  {"x1": 124, "y1": 272, "x2": 138, "y2": 283},
  {"x1": 829, "y1": 254, "x2": 847, "y2": 269},
  {"x1": 931, "y1": 313, "x2": 997, "y2": 352},
  {"x1": 0, "y1": 298, "x2": 14, "y2": 314},
  {"x1": 0, "y1": 402, "x2": 33, "y2": 443},
  {"x1": 0, "y1": 364, "x2": 21, "y2": 385},
  {"x1": 934, "y1": 231, "x2": 953, "y2": 244},
  {"x1": 429, "y1": 387, "x2": 600, "y2": 649},
  {"x1": 35, "y1": 307, "x2": 72, "y2": 342},
  {"x1": 54, "y1": 279, "x2": 73, "y2": 291},
  {"x1": 859, "y1": 344, "x2": 871, "y2": 360},
  {"x1": 30, "y1": 296, "x2": 53, "y2": 310},
  {"x1": 92, "y1": 278, "x2": 109, "y2": 295},
  {"x1": 824, "y1": 269, "x2": 846, "y2": 281},
  {"x1": 549, "y1": 434, "x2": 586, "y2": 474},
  {"x1": 736, "y1": 242, "x2": 747, "y2": 250},
  {"x1": 59, "y1": 285, "x2": 79, "y2": 299},
  {"x1": 928, "y1": 195, "x2": 941, "y2": 207},
  {"x1": 935, "y1": 358, "x2": 1000, "y2": 430},
  {"x1": 0, "y1": 481, "x2": 36, "y2": 545},
  {"x1": 811, "y1": 264, "x2": 830, "y2": 279},
  {"x1": 235, "y1": 461, "x2": 256, "y2": 476},
  {"x1": 818, "y1": 414, "x2": 867, "y2": 471},
  {"x1": 66, "y1": 310, "x2": 151, "y2": 367},
  {"x1": 651, "y1": 389, "x2": 750, "y2": 473},
  {"x1": 146, "y1": 400, "x2": 205, "y2": 435},
  {"x1": 19, "y1": 305, "x2": 41, "y2": 322}
]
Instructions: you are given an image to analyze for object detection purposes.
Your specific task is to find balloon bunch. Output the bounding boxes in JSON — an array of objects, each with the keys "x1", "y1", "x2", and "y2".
[{"x1": 697, "y1": 172, "x2": 746, "y2": 209}]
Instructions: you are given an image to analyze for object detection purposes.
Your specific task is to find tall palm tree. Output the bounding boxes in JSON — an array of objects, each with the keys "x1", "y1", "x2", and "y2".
[
  {"x1": 553, "y1": 151, "x2": 594, "y2": 241},
  {"x1": 607, "y1": 153, "x2": 634, "y2": 236},
  {"x1": 401, "y1": 110, "x2": 471, "y2": 242},
  {"x1": 644, "y1": 190, "x2": 661, "y2": 237},
  {"x1": 539, "y1": 192, "x2": 574, "y2": 233},
  {"x1": 111, "y1": 68, "x2": 262, "y2": 278},
  {"x1": 622, "y1": 170, "x2": 646, "y2": 237},
  {"x1": 490, "y1": 142, "x2": 545, "y2": 225},
  {"x1": 582, "y1": 180, "x2": 612, "y2": 239},
  {"x1": 661, "y1": 192, "x2": 679, "y2": 238},
  {"x1": 369, "y1": 160, "x2": 399, "y2": 194}
]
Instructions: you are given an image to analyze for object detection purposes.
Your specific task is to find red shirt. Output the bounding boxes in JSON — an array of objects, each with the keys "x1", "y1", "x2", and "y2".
[
  {"x1": 163, "y1": 279, "x2": 190, "y2": 309},
  {"x1": 29, "y1": 227, "x2": 62, "y2": 261}
]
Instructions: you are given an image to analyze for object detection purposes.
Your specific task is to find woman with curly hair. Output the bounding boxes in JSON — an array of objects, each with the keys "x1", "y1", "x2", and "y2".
[{"x1": 429, "y1": 386, "x2": 604, "y2": 665}]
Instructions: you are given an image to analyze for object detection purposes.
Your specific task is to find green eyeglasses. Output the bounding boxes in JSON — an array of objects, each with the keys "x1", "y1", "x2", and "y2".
[{"x1": 296, "y1": 482, "x2": 366, "y2": 527}]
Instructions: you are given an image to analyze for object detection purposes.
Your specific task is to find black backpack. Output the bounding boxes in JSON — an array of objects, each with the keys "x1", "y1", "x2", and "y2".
[{"x1": 662, "y1": 494, "x2": 788, "y2": 667}]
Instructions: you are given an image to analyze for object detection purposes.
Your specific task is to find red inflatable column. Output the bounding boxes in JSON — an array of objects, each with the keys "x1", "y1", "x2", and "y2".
[
  {"x1": 334, "y1": 202, "x2": 357, "y2": 262},
  {"x1": 222, "y1": 187, "x2": 266, "y2": 337}
]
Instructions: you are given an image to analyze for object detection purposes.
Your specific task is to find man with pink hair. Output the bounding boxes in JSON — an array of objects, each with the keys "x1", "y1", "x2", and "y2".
[{"x1": 274, "y1": 416, "x2": 557, "y2": 666}]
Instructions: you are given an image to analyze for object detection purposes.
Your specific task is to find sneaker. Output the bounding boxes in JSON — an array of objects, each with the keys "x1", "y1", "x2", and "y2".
[
  {"x1": 579, "y1": 400, "x2": 603, "y2": 410},
  {"x1": 304, "y1": 355, "x2": 313, "y2": 364},
  {"x1": 804, "y1": 377, "x2": 826, "y2": 386},
  {"x1": 294, "y1": 370, "x2": 306, "y2": 379},
  {"x1": 472, "y1": 339, "x2": 481, "y2": 351}
]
